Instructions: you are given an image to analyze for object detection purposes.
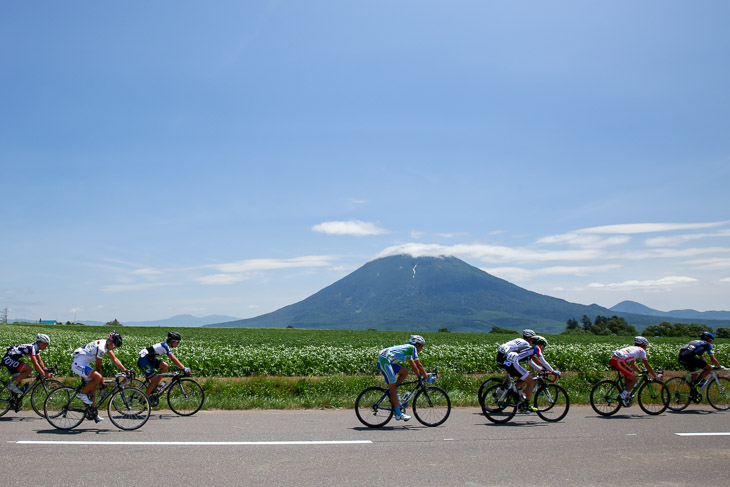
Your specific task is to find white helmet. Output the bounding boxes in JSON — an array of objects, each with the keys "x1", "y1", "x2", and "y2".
[
  {"x1": 522, "y1": 329, "x2": 536, "y2": 339},
  {"x1": 36, "y1": 333, "x2": 51, "y2": 344},
  {"x1": 634, "y1": 336, "x2": 649, "y2": 347},
  {"x1": 409, "y1": 335, "x2": 425, "y2": 346}
]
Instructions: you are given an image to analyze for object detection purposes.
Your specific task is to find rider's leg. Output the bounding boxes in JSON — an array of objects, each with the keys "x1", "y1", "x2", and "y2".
[{"x1": 12, "y1": 363, "x2": 32, "y2": 387}]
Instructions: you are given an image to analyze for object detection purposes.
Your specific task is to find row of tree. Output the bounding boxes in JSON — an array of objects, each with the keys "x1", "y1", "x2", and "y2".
[{"x1": 563, "y1": 315, "x2": 730, "y2": 338}]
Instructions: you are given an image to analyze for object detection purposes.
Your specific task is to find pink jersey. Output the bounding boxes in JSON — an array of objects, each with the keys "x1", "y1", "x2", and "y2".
[{"x1": 612, "y1": 345, "x2": 646, "y2": 364}]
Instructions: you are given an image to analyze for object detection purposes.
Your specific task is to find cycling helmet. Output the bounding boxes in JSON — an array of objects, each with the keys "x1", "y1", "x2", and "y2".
[
  {"x1": 167, "y1": 331, "x2": 182, "y2": 342},
  {"x1": 532, "y1": 336, "x2": 548, "y2": 347},
  {"x1": 700, "y1": 331, "x2": 715, "y2": 342},
  {"x1": 409, "y1": 335, "x2": 425, "y2": 346},
  {"x1": 522, "y1": 329, "x2": 536, "y2": 339},
  {"x1": 109, "y1": 331, "x2": 123, "y2": 347},
  {"x1": 634, "y1": 336, "x2": 649, "y2": 348},
  {"x1": 36, "y1": 333, "x2": 51, "y2": 344}
]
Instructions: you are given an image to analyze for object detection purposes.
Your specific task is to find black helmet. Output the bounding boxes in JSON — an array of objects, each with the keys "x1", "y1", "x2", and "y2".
[
  {"x1": 167, "y1": 331, "x2": 182, "y2": 342},
  {"x1": 109, "y1": 331, "x2": 122, "y2": 347}
]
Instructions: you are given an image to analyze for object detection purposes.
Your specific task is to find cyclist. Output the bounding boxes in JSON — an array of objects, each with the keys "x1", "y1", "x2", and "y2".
[
  {"x1": 496, "y1": 330, "x2": 560, "y2": 411},
  {"x1": 2, "y1": 333, "x2": 53, "y2": 394},
  {"x1": 377, "y1": 335, "x2": 433, "y2": 422},
  {"x1": 678, "y1": 331, "x2": 723, "y2": 397},
  {"x1": 610, "y1": 336, "x2": 660, "y2": 407},
  {"x1": 70, "y1": 331, "x2": 131, "y2": 423},
  {"x1": 137, "y1": 331, "x2": 191, "y2": 397}
]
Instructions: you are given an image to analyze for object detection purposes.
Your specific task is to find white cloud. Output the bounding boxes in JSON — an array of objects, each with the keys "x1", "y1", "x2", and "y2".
[
  {"x1": 720, "y1": 278, "x2": 730, "y2": 283},
  {"x1": 575, "y1": 221, "x2": 729, "y2": 235},
  {"x1": 312, "y1": 220, "x2": 388, "y2": 236},
  {"x1": 587, "y1": 276, "x2": 698, "y2": 290},
  {"x1": 204, "y1": 256, "x2": 337, "y2": 273},
  {"x1": 537, "y1": 233, "x2": 630, "y2": 248},
  {"x1": 645, "y1": 229, "x2": 730, "y2": 247},
  {"x1": 483, "y1": 264, "x2": 621, "y2": 282},
  {"x1": 683, "y1": 258, "x2": 730, "y2": 270},
  {"x1": 102, "y1": 282, "x2": 172, "y2": 293},
  {"x1": 196, "y1": 274, "x2": 248, "y2": 285}
]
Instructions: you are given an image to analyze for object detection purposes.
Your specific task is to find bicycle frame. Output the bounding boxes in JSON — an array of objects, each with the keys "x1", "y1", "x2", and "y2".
[{"x1": 1, "y1": 366, "x2": 61, "y2": 416}]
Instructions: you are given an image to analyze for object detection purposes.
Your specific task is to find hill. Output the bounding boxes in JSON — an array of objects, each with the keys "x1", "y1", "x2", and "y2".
[
  {"x1": 208, "y1": 255, "x2": 730, "y2": 334},
  {"x1": 610, "y1": 301, "x2": 730, "y2": 321}
]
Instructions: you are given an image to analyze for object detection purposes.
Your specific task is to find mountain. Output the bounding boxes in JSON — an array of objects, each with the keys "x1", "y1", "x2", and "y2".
[
  {"x1": 208, "y1": 255, "x2": 730, "y2": 334},
  {"x1": 610, "y1": 301, "x2": 730, "y2": 321},
  {"x1": 73, "y1": 314, "x2": 241, "y2": 327}
]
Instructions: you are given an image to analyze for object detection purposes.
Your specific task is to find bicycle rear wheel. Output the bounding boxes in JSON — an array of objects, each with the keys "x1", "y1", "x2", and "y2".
[
  {"x1": 30, "y1": 379, "x2": 65, "y2": 417},
  {"x1": 44, "y1": 387, "x2": 85, "y2": 430},
  {"x1": 590, "y1": 380, "x2": 622, "y2": 416},
  {"x1": 0, "y1": 383, "x2": 11, "y2": 417},
  {"x1": 108, "y1": 387, "x2": 150, "y2": 430},
  {"x1": 477, "y1": 376, "x2": 503, "y2": 410},
  {"x1": 534, "y1": 383, "x2": 570, "y2": 422},
  {"x1": 412, "y1": 386, "x2": 451, "y2": 427},
  {"x1": 167, "y1": 378, "x2": 205, "y2": 416},
  {"x1": 481, "y1": 384, "x2": 517, "y2": 424},
  {"x1": 637, "y1": 380, "x2": 668, "y2": 415},
  {"x1": 664, "y1": 377, "x2": 691, "y2": 411},
  {"x1": 355, "y1": 386, "x2": 393, "y2": 428},
  {"x1": 706, "y1": 377, "x2": 730, "y2": 411}
]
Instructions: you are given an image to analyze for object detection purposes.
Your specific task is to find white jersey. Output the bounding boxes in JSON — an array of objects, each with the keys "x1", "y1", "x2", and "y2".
[{"x1": 72, "y1": 339, "x2": 109, "y2": 366}]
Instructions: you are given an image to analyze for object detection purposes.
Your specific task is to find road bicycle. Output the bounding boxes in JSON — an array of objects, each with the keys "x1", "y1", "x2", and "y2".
[
  {"x1": 126, "y1": 369, "x2": 205, "y2": 416},
  {"x1": 481, "y1": 371, "x2": 569, "y2": 424},
  {"x1": 0, "y1": 366, "x2": 64, "y2": 418},
  {"x1": 477, "y1": 371, "x2": 509, "y2": 411},
  {"x1": 355, "y1": 372, "x2": 451, "y2": 428},
  {"x1": 665, "y1": 366, "x2": 730, "y2": 412},
  {"x1": 44, "y1": 372, "x2": 150, "y2": 430},
  {"x1": 590, "y1": 369, "x2": 668, "y2": 416}
]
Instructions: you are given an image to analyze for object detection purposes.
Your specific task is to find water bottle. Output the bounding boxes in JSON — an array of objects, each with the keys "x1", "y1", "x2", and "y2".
[
  {"x1": 402, "y1": 391, "x2": 411, "y2": 403},
  {"x1": 156, "y1": 381, "x2": 167, "y2": 393}
]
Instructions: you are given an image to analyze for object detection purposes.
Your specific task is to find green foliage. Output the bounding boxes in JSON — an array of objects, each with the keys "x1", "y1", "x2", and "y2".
[
  {"x1": 489, "y1": 326, "x2": 518, "y2": 334},
  {"x1": 716, "y1": 328, "x2": 730, "y2": 339},
  {"x1": 643, "y1": 321, "x2": 713, "y2": 337},
  {"x1": 564, "y1": 315, "x2": 637, "y2": 336}
]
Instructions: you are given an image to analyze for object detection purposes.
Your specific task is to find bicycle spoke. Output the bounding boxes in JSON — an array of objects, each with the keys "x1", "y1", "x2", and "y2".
[
  {"x1": 412, "y1": 386, "x2": 451, "y2": 427},
  {"x1": 108, "y1": 388, "x2": 150, "y2": 430},
  {"x1": 706, "y1": 377, "x2": 730, "y2": 411},
  {"x1": 167, "y1": 379, "x2": 205, "y2": 416},
  {"x1": 355, "y1": 386, "x2": 393, "y2": 428}
]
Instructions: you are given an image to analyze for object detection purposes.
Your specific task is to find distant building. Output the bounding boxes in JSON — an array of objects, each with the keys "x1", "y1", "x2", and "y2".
[{"x1": 38, "y1": 320, "x2": 57, "y2": 325}]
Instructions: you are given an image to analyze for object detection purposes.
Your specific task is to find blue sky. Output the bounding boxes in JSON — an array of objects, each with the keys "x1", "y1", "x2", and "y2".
[{"x1": 2, "y1": 2, "x2": 729, "y2": 323}]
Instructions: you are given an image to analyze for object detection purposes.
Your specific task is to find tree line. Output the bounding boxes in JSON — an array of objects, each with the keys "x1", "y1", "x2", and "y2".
[{"x1": 563, "y1": 315, "x2": 730, "y2": 338}]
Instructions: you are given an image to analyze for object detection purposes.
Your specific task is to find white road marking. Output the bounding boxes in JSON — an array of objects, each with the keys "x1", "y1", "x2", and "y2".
[
  {"x1": 14, "y1": 440, "x2": 372, "y2": 446},
  {"x1": 675, "y1": 432, "x2": 730, "y2": 437}
]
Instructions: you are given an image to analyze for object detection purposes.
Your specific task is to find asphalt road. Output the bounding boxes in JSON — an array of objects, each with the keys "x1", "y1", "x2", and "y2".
[{"x1": 2, "y1": 406, "x2": 729, "y2": 486}]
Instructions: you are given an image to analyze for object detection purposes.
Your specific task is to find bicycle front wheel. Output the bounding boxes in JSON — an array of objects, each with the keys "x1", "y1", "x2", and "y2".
[
  {"x1": 30, "y1": 379, "x2": 65, "y2": 417},
  {"x1": 706, "y1": 377, "x2": 730, "y2": 411},
  {"x1": 481, "y1": 384, "x2": 517, "y2": 424},
  {"x1": 108, "y1": 387, "x2": 150, "y2": 430},
  {"x1": 355, "y1": 386, "x2": 393, "y2": 428},
  {"x1": 637, "y1": 380, "x2": 668, "y2": 415},
  {"x1": 590, "y1": 380, "x2": 622, "y2": 416},
  {"x1": 664, "y1": 377, "x2": 691, "y2": 411},
  {"x1": 534, "y1": 383, "x2": 570, "y2": 422},
  {"x1": 44, "y1": 387, "x2": 85, "y2": 430},
  {"x1": 167, "y1": 378, "x2": 205, "y2": 416},
  {"x1": 412, "y1": 386, "x2": 451, "y2": 427}
]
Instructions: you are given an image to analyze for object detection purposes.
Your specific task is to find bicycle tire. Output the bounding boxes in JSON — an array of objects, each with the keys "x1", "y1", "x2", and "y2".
[
  {"x1": 477, "y1": 376, "x2": 504, "y2": 409},
  {"x1": 412, "y1": 385, "x2": 451, "y2": 427},
  {"x1": 590, "y1": 380, "x2": 622, "y2": 416},
  {"x1": 481, "y1": 384, "x2": 517, "y2": 424},
  {"x1": 108, "y1": 387, "x2": 150, "y2": 430},
  {"x1": 637, "y1": 380, "x2": 668, "y2": 415},
  {"x1": 706, "y1": 376, "x2": 730, "y2": 411},
  {"x1": 355, "y1": 386, "x2": 393, "y2": 428},
  {"x1": 30, "y1": 379, "x2": 65, "y2": 417},
  {"x1": 126, "y1": 378, "x2": 146, "y2": 393},
  {"x1": 167, "y1": 378, "x2": 205, "y2": 416},
  {"x1": 0, "y1": 384, "x2": 12, "y2": 417},
  {"x1": 664, "y1": 377, "x2": 691, "y2": 411},
  {"x1": 44, "y1": 387, "x2": 86, "y2": 430},
  {"x1": 534, "y1": 383, "x2": 570, "y2": 422}
]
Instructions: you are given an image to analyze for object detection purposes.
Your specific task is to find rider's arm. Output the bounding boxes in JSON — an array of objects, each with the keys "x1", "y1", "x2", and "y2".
[
  {"x1": 641, "y1": 358, "x2": 657, "y2": 378},
  {"x1": 528, "y1": 357, "x2": 543, "y2": 372},
  {"x1": 106, "y1": 351, "x2": 127, "y2": 372},
  {"x1": 29, "y1": 355, "x2": 48, "y2": 378},
  {"x1": 168, "y1": 353, "x2": 186, "y2": 371},
  {"x1": 532, "y1": 349, "x2": 554, "y2": 373},
  {"x1": 409, "y1": 359, "x2": 428, "y2": 379}
]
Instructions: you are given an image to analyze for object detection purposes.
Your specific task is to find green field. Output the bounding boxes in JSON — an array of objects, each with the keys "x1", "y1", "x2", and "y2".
[{"x1": 2, "y1": 323, "x2": 726, "y2": 409}]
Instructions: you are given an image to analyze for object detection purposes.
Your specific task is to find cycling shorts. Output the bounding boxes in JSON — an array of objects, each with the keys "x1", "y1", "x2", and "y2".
[
  {"x1": 610, "y1": 356, "x2": 636, "y2": 379},
  {"x1": 678, "y1": 350, "x2": 708, "y2": 372},
  {"x1": 137, "y1": 356, "x2": 162, "y2": 379},
  {"x1": 496, "y1": 351, "x2": 529, "y2": 380},
  {"x1": 1, "y1": 353, "x2": 24, "y2": 375},
  {"x1": 377, "y1": 357, "x2": 402, "y2": 385},
  {"x1": 71, "y1": 361, "x2": 97, "y2": 381}
]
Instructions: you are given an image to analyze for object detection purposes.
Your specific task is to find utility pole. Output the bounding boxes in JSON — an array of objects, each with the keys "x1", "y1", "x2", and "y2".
[{"x1": 1, "y1": 307, "x2": 8, "y2": 324}]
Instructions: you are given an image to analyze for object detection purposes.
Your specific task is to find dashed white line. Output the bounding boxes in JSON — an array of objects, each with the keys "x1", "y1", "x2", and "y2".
[{"x1": 675, "y1": 433, "x2": 730, "y2": 437}]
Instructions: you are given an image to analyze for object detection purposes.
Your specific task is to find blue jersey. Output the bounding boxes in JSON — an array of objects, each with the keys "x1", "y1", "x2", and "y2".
[
  {"x1": 681, "y1": 340, "x2": 714, "y2": 357},
  {"x1": 378, "y1": 344, "x2": 419, "y2": 364}
]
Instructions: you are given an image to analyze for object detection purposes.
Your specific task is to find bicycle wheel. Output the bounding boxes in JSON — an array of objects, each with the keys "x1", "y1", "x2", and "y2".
[
  {"x1": 30, "y1": 379, "x2": 65, "y2": 417},
  {"x1": 44, "y1": 387, "x2": 85, "y2": 430},
  {"x1": 590, "y1": 380, "x2": 622, "y2": 416},
  {"x1": 355, "y1": 386, "x2": 393, "y2": 428},
  {"x1": 477, "y1": 376, "x2": 503, "y2": 409},
  {"x1": 664, "y1": 377, "x2": 691, "y2": 411},
  {"x1": 534, "y1": 383, "x2": 570, "y2": 422},
  {"x1": 126, "y1": 378, "x2": 146, "y2": 392},
  {"x1": 637, "y1": 380, "x2": 668, "y2": 415},
  {"x1": 167, "y1": 378, "x2": 205, "y2": 416},
  {"x1": 481, "y1": 384, "x2": 517, "y2": 424},
  {"x1": 0, "y1": 383, "x2": 12, "y2": 417},
  {"x1": 412, "y1": 385, "x2": 451, "y2": 427},
  {"x1": 108, "y1": 387, "x2": 150, "y2": 430},
  {"x1": 706, "y1": 377, "x2": 730, "y2": 411}
]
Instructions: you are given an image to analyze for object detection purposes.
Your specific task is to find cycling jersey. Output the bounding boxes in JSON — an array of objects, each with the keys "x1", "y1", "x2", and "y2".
[
  {"x1": 72, "y1": 340, "x2": 109, "y2": 366},
  {"x1": 497, "y1": 338, "x2": 532, "y2": 355},
  {"x1": 139, "y1": 341, "x2": 172, "y2": 360},
  {"x1": 680, "y1": 340, "x2": 714, "y2": 357},
  {"x1": 5, "y1": 343, "x2": 40, "y2": 359},
  {"x1": 378, "y1": 344, "x2": 419, "y2": 364},
  {"x1": 612, "y1": 346, "x2": 646, "y2": 363},
  {"x1": 497, "y1": 339, "x2": 555, "y2": 379}
]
